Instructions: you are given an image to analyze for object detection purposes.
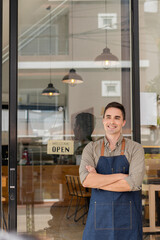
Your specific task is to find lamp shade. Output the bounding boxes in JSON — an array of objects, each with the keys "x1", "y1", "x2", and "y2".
[
  {"x1": 62, "y1": 69, "x2": 83, "y2": 85},
  {"x1": 95, "y1": 47, "x2": 118, "y2": 62},
  {"x1": 42, "y1": 83, "x2": 60, "y2": 96}
]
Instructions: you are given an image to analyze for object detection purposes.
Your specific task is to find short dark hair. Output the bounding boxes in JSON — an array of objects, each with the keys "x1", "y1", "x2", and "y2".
[{"x1": 103, "y1": 102, "x2": 126, "y2": 120}]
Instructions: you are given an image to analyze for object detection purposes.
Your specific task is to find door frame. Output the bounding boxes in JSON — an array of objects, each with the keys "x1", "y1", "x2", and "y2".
[
  {"x1": 8, "y1": 0, "x2": 18, "y2": 230},
  {"x1": 131, "y1": 0, "x2": 141, "y2": 143}
]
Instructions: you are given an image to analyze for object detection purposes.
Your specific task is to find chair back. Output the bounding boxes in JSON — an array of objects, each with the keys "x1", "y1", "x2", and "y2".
[
  {"x1": 65, "y1": 175, "x2": 76, "y2": 196},
  {"x1": 72, "y1": 175, "x2": 83, "y2": 197},
  {"x1": 66, "y1": 175, "x2": 91, "y2": 198}
]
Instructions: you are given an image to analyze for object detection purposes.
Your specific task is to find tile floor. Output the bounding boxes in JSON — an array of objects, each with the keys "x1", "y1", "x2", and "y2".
[
  {"x1": 17, "y1": 203, "x2": 85, "y2": 240},
  {"x1": 5, "y1": 202, "x2": 160, "y2": 240}
]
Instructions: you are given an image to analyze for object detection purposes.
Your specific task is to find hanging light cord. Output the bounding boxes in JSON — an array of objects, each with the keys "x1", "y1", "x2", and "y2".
[
  {"x1": 71, "y1": 0, "x2": 73, "y2": 63},
  {"x1": 105, "y1": 0, "x2": 108, "y2": 47},
  {"x1": 46, "y1": 5, "x2": 52, "y2": 84},
  {"x1": 49, "y1": 6, "x2": 52, "y2": 84}
]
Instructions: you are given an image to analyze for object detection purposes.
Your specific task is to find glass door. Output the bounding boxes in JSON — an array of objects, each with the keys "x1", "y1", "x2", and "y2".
[
  {"x1": 17, "y1": 0, "x2": 133, "y2": 238},
  {"x1": 1, "y1": 0, "x2": 9, "y2": 230}
]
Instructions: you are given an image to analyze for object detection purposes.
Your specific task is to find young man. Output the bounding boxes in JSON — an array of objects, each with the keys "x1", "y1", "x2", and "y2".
[{"x1": 79, "y1": 102, "x2": 145, "y2": 240}]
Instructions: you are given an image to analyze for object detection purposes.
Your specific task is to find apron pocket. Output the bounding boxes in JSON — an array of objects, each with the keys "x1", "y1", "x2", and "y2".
[
  {"x1": 114, "y1": 201, "x2": 132, "y2": 230},
  {"x1": 94, "y1": 201, "x2": 132, "y2": 230},
  {"x1": 94, "y1": 202, "x2": 113, "y2": 230}
]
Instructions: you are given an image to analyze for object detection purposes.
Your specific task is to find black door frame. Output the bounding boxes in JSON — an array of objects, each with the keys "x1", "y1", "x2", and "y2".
[
  {"x1": 131, "y1": 0, "x2": 141, "y2": 143},
  {"x1": 8, "y1": 0, "x2": 18, "y2": 231},
  {"x1": 7, "y1": 0, "x2": 140, "y2": 231}
]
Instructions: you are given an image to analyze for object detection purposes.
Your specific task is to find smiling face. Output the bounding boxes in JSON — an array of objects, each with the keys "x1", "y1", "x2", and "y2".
[{"x1": 103, "y1": 107, "x2": 126, "y2": 138}]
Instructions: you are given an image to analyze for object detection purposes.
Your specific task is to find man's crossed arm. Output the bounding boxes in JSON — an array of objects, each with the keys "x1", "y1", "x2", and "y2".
[{"x1": 82, "y1": 165, "x2": 131, "y2": 192}]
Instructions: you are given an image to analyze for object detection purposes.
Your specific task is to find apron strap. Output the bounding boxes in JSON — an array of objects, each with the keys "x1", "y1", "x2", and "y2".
[
  {"x1": 120, "y1": 138, "x2": 125, "y2": 155},
  {"x1": 101, "y1": 140, "x2": 105, "y2": 156},
  {"x1": 101, "y1": 138, "x2": 125, "y2": 156}
]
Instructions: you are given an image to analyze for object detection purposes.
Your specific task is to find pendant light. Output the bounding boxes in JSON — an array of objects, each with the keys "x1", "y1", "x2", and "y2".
[
  {"x1": 62, "y1": 69, "x2": 83, "y2": 86},
  {"x1": 42, "y1": 6, "x2": 60, "y2": 96},
  {"x1": 95, "y1": 0, "x2": 118, "y2": 67},
  {"x1": 62, "y1": 1, "x2": 83, "y2": 86},
  {"x1": 42, "y1": 83, "x2": 60, "y2": 96}
]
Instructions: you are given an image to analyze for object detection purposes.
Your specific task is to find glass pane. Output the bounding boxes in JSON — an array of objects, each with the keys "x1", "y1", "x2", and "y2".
[
  {"x1": 2, "y1": 0, "x2": 9, "y2": 229},
  {"x1": 139, "y1": 0, "x2": 160, "y2": 237},
  {"x1": 17, "y1": 0, "x2": 131, "y2": 238}
]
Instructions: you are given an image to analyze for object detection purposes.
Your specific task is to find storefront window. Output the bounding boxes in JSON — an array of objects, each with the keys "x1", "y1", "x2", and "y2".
[
  {"x1": 139, "y1": 0, "x2": 160, "y2": 237},
  {"x1": 17, "y1": 0, "x2": 132, "y2": 238}
]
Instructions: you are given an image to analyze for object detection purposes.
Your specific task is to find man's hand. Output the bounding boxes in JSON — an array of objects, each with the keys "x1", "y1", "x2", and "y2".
[{"x1": 86, "y1": 165, "x2": 97, "y2": 173}]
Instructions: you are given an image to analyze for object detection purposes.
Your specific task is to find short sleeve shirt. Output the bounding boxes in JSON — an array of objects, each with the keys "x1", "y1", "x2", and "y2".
[{"x1": 79, "y1": 134, "x2": 145, "y2": 191}]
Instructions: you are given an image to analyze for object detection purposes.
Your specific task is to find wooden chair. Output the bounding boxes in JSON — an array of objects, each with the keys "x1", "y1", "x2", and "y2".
[
  {"x1": 65, "y1": 175, "x2": 77, "y2": 220},
  {"x1": 65, "y1": 175, "x2": 91, "y2": 224}
]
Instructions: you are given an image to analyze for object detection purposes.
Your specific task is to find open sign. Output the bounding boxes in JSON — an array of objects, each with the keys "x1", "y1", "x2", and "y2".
[{"x1": 47, "y1": 140, "x2": 74, "y2": 155}]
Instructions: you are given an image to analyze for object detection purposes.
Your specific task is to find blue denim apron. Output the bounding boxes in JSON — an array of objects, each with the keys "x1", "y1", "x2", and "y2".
[{"x1": 82, "y1": 139, "x2": 142, "y2": 240}]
